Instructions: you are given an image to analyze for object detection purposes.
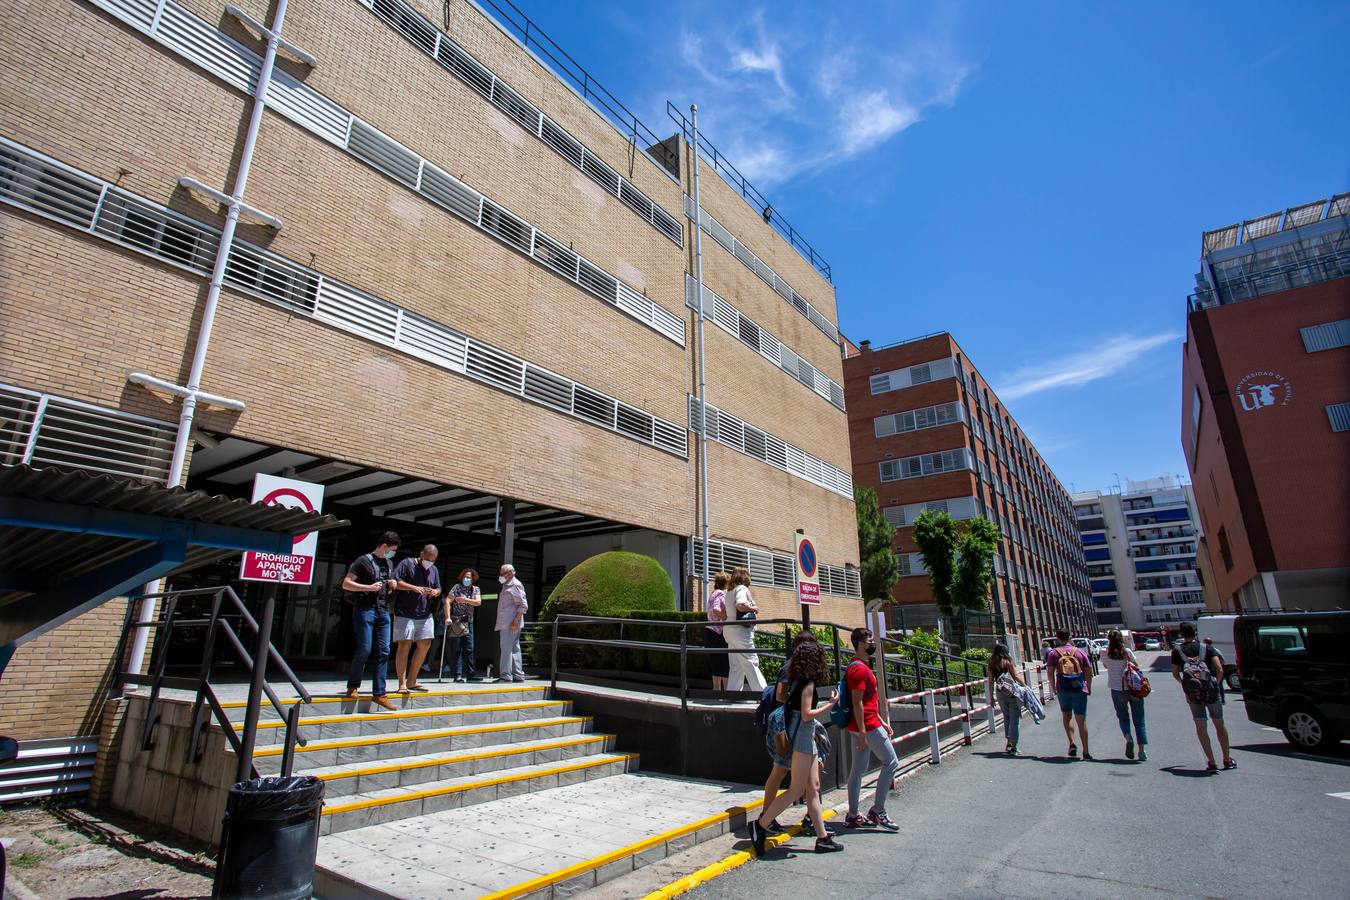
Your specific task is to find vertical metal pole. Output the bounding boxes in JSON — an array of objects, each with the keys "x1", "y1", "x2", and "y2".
[
  {"x1": 986, "y1": 673, "x2": 997, "y2": 733},
  {"x1": 127, "y1": 0, "x2": 296, "y2": 678},
  {"x1": 924, "y1": 691, "x2": 940, "y2": 763},
  {"x1": 500, "y1": 499, "x2": 516, "y2": 567},
  {"x1": 690, "y1": 104, "x2": 712, "y2": 608},
  {"x1": 959, "y1": 685, "x2": 972, "y2": 745},
  {"x1": 679, "y1": 627, "x2": 689, "y2": 777},
  {"x1": 236, "y1": 585, "x2": 276, "y2": 784},
  {"x1": 868, "y1": 611, "x2": 891, "y2": 727}
]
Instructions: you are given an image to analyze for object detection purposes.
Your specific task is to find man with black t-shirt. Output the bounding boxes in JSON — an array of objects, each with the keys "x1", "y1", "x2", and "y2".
[{"x1": 342, "y1": 531, "x2": 401, "y2": 710}]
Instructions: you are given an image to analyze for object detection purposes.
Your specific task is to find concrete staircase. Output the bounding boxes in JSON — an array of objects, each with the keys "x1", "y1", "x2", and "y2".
[{"x1": 219, "y1": 683, "x2": 635, "y2": 838}]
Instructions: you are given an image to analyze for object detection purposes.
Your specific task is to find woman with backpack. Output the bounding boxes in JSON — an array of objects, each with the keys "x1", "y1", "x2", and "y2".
[
  {"x1": 988, "y1": 643, "x2": 1027, "y2": 755},
  {"x1": 752, "y1": 639, "x2": 841, "y2": 856},
  {"x1": 1102, "y1": 629, "x2": 1149, "y2": 761}
]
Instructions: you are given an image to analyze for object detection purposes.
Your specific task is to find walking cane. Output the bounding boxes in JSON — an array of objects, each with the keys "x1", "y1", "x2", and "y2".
[{"x1": 436, "y1": 607, "x2": 449, "y2": 684}]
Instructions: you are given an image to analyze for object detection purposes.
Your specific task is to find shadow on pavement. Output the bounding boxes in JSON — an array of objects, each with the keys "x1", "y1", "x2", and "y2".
[
  {"x1": 972, "y1": 751, "x2": 1075, "y2": 764},
  {"x1": 1161, "y1": 765, "x2": 1217, "y2": 777},
  {"x1": 1234, "y1": 741, "x2": 1350, "y2": 766}
]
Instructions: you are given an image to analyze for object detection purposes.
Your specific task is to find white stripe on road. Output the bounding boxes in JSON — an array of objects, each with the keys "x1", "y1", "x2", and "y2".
[{"x1": 1328, "y1": 792, "x2": 1350, "y2": 801}]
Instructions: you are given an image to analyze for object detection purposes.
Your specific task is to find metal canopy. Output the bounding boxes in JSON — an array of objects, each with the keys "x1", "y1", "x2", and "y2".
[
  {"x1": 186, "y1": 437, "x2": 635, "y2": 542},
  {"x1": 0, "y1": 464, "x2": 348, "y2": 648}
]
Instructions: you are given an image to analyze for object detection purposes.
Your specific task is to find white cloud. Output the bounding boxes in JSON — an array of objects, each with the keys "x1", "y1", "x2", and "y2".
[
  {"x1": 837, "y1": 90, "x2": 920, "y2": 156},
  {"x1": 731, "y1": 44, "x2": 790, "y2": 96},
  {"x1": 996, "y1": 332, "x2": 1181, "y2": 401}
]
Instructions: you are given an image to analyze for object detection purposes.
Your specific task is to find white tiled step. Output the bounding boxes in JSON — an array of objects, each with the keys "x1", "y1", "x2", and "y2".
[
  {"x1": 313, "y1": 773, "x2": 764, "y2": 900},
  {"x1": 217, "y1": 683, "x2": 548, "y2": 722},
  {"x1": 303, "y1": 733, "x2": 615, "y2": 796},
  {"x1": 319, "y1": 752, "x2": 638, "y2": 835},
  {"x1": 251, "y1": 715, "x2": 594, "y2": 773},
  {"x1": 242, "y1": 699, "x2": 570, "y2": 746}
]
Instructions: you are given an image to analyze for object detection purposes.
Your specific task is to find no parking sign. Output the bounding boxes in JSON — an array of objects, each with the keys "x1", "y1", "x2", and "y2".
[
  {"x1": 239, "y1": 473, "x2": 325, "y2": 585},
  {"x1": 795, "y1": 530, "x2": 820, "y2": 606}
]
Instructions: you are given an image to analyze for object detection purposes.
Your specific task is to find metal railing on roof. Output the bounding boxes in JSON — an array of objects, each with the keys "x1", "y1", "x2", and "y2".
[
  {"x1": 474, "y1": 0, "x2": 678, "y2": 177},
  {"x1": 667, "y1": 102, "x2": 832, "y2": 283}
]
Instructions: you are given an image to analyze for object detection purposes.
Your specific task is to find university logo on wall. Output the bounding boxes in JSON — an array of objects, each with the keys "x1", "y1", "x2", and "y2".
[{"x1": 1234, "y1": 371, "x2": 1292, "y2": 412}]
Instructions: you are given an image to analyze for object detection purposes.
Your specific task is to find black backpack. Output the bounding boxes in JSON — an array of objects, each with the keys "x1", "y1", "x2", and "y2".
[{"x1": 753, "y1": 682, "x2": 779, "y2": 733}]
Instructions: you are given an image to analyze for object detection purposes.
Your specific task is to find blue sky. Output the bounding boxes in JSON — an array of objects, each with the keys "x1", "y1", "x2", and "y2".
[{"x1": 509, "y1": 0, "x2": 1350, "y2": 493}]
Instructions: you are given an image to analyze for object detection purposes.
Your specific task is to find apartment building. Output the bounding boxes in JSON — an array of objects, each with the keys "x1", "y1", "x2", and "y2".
[
  {"x1": 1181, "y1": 194, "x2": 1350, "y2": 610},
  {"x1": 842, "y1": 333, "x2": 1094, "y2": 659},
  {"x1": 1072, "y1": 478, "x2": 1210, "y2": 629},
  {"x1": 0, "y1": 0, "x2": 862, "y2": 747}
]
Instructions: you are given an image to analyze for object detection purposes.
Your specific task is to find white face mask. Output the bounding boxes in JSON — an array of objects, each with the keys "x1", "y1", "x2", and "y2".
[
  {"x1": 462, "y1": 577, "x2": 473, "y2": 587},
  {"x1": 421, "y1": 559, "x2": 434, "y2": 570},
  {"x1": 498, "y1": 574, "x2": 507, "y2": 583}
]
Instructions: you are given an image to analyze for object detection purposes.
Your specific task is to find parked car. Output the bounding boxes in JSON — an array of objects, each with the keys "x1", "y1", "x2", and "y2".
[
  {"x1": 1197, "y1": 614, "x2": 1240, "y2": 690},
  {"x1": 1235, "y1": 610, "x2": 1350, "y2": 753},
  {"x1": 1090, "y1": 638, "x2": 1109, "y2": 655},
  {"x1": 1143, "y1": 638, "x2": 1161, "y2": 650},
  {"x1": 1071, "y1": 637, "x2": 1098, "y2": 659}
]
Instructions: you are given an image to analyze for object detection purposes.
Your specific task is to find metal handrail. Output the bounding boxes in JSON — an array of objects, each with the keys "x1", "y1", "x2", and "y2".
[{"x1": 116, "y1": 585, "x2": 310, "y2": 782}]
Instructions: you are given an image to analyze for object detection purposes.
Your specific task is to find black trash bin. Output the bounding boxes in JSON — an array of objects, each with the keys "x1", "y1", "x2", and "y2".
[{"x1": 213, "y1": 775, "x2": 325, "y2": 900}]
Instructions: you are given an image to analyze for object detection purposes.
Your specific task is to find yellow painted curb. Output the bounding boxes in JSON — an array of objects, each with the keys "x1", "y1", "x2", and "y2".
[
  {"x1": 323, "y1": 753, "x2": 637, "y2": 815},
  {"x1": 313, "y1": 734, "x2": 609, "y2": 781},
  {"x1": 477, "y1": 798, "x2": 772, "y2": 900},
  {"x1": 642, "y1": 810, "x2": 838, "y2": 900},
  {"x1": 218, "y1": 683, "x2": 540, "y2": 709},
  {"x1": 240, "y1": 699, "x2": 564, "y2": 731},
  {"x1": 253, "y1": 715, "x2": 592, "y2": 758}
]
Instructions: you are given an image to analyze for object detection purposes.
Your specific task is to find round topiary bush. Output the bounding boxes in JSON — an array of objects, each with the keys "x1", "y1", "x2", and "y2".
[{"x1": 533, "y1": 552, "x2": 675, "y2": 667}]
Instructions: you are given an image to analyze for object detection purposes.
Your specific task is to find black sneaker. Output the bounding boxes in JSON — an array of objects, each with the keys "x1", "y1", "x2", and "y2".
[
  {"x1": 814, "y1": 836, "x2": 844, "y2": 853},
  {"x1": 1125, "y1": 739, "x2": 1135, "y2": 760},
  {"x1": 1068, "y1": 743, "x2": 1078, "y2": 758},
  {"x1": 749, "y1": 819, "x2": 767, "y2": 857},
  {"x1": 1083, "y1": 752, "x2": 1094, "y2": 761},
  {"x1": 766, "y1": 819, "x2": 787, "y2": 835},
  {"x1": 799, "y1": 815, "x2": 835, "y2": 837}
]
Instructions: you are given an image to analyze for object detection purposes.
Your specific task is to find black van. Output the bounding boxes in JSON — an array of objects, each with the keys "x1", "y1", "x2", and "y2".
[{"x1": 1235, "y1": 610, "x2": 1350, "y2": 752}]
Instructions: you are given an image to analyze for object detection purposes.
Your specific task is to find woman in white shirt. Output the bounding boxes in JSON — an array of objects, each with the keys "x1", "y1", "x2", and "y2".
[
  {"x1": 1101, "y1": 629, "x2": 1148, "y2": 761},
  {"x1": 723, "y1": 567, "x2": 767, "y2": 692}
]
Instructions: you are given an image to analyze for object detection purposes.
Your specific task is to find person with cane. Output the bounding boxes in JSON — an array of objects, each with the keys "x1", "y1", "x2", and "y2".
[{"x1": 444, "y1": 568, "x2": 482, "y2": 682}]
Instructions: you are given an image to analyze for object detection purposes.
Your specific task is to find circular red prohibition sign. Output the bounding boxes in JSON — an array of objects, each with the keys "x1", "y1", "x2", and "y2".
[{"x1": 260, "y1": 487, "x2": 315, "y2": 547}]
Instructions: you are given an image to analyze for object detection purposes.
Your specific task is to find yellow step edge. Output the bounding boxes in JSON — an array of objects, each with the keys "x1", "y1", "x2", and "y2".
[
  {"x1": 253, "y1": 715, "x2": 593, "y2": 758},
  {"x1": 479, "y1": 797, "x2": 780, "y2": 900},
  {"x1": 313, "y1": 734, "x2": 609, "y2": 781},
  {"x1": 219, "y1": 683, "x2": 541, "y2": 709},
  {"x1": 239, "y1": 699, "x2": 565, "y2": 731},
  {"x1": 322, "y1": 753, "x2": 638, "y2": 816}
]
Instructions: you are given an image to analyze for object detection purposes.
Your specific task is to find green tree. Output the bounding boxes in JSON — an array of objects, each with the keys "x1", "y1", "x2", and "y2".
[
  {"x1": 911, "y1": 510, "x2": 1002, "y2": 649},
  {"x1": 855, "y1": 487, "x2": 900, "y2": 604}
]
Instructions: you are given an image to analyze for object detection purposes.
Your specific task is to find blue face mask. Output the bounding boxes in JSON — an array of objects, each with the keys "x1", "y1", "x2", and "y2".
[
  {"x1": 462, "y1": 577, "x2": 472, "y2": 587},
  {"x1": 383, "y1": 550, "x2": 396, "y2": 560}
]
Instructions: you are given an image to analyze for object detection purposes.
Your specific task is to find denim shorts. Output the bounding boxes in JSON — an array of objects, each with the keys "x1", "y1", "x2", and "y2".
[
  {"x1": 1188, "y1": 699, "x2": 1224, "y2": 721},
  {"x1": 1058, "y1": 688, "x2": 1088, "y2": 717}
]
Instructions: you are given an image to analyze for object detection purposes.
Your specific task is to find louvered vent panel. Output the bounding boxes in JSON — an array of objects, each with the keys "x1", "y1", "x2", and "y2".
[
  {"x1": 750, "y1": 255, "x2": 773, "y2": 283},
  {"x1": 650, "y1": 304, "x2": 685, "y2": 345},
  {"x1": 371, "y1": 0, "x2": 437, "y2": 55},
  {"x1": 479, "y1": 200, "x2": 532, "y2": 253},
  {"x1": 396, "y1": 311, "x2": 468, "y2": 373},
  {"x1": 764, "y1": 434, "x2": 788, "y2": 469},
  {"x1": 267, "y1": 70, "x2": 351, "y2": 147},
  {"x1": 314, "y1": 279, "x2": 400, "y2": 345},
  {"x1": 772, "y1": 556, "x2": 795, "y2": 589},
  {"x1": 616, "y1": 403, "x2": 654, "y2": 442},
  {"x1": 576, "y1": 259, "x2": 618, "y2": 301},
  {"x1": 757, "y1": 332, "x2": 781, "y2": 365},
  {"x1": 522, "y1": 365, "x2": 572, "y2": 411},
  {"x1": 490, "y1": 79, "x2": 541, "y2": 132},
  {"x1": 224, "y1": 243, "x2": 319, "y2": 313},
  {"x1": 721, "y1": 543, "x2": 749, "y2": 571},
  {"x1": 829, "y1": 382, "x2": 845, "y2": 410},
  {"x1": 743, "y1": 426, "x2": 767, "y2": 461},
  {"x1": 531, "y1": 231, "x2": 578, "y2": 279},
  {"x1": 435, "y1": 39, "x2": 492, "y2": 97},
  {"x1": 614, "y1": 282, "x2": 649, "y2": 321},
  {"x1": 28, "y1": 399, "x2": 174, "y2": 482},
  {"x1": 572, "y1": 385, "x2": 616, "y2": 427},
  {"x1": 157, "y1": 3, "x2": 258, "y2": 93},
  {"x1": 0, "y1": 385, "x2": 40, "y2": 465},
  {"x1": 97, "y1": 0, "x2": 156, "y2": 30},
  {"x1": 95, "y1": 191, "x2": 220, "y2": 274},
  {"x1": 348, "y1": 120, "x2": 421, "y2": 186},
  {"x1": 717, "y1": 412, "x2": 744, "y2": 452},
  {"x1": 708, "y1": 218, "x2": 734, "y2": 251},
  {"x1": 747, "y1": 550, "x2": 774, "y2": 586},
  {"x1": 732, "y1": 240, "x2": 755, "y2": 268},
  {"x1": 1300, "y1": 319, "x2": 1350, "y2": 352},
  {"x1": 737, "y1": 316, "x2": 760, "y2": 349},
  {"x1": 790, "y1": 292, "x2": 810, "y2": 316},
  {"x1": 712, "y1": 295, "x2": 738, "y2": 332},
  {"x1": 0, "y1": 145, "x2": 103, "y2": 229},
  {"x1": 619, "y1": 180, "x2": 654, "y2": 220},
  {"x1": 539, "y1": 117, "x2": 584, "y2": 168},
  {"x1": 465, "y1": 340, "x2": 525, "y2": 393},
  {"x1": 1327, "y1": 403, "x2": 1350, "y2": 433},
  {"x1": 419, "y1": 164, "x2": 481, "y2": 222},
  {"x1": 773, "y1": 277, "x2": 793, "y2": 301},
  {"x1": 653, "y1": 420, "x2": 687, "y2": 456},
  {"x1": 581, "y1": 152, "x2": 620, "y2": 194},
  {"x1": 653, "y1": 207, "x2": 683, "y2": 243}
]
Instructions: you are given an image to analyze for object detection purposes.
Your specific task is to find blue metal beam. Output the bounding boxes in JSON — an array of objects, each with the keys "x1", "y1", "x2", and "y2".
[
  {"x1": 0, "y1": 541, "x2": 187, "y2": 647},
  {"x1": 0, "y1": 498, "x2": 296, "y2": 554}
]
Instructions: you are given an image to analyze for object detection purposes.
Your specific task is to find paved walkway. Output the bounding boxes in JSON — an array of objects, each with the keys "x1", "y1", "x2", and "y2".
[{"x1": 676, "y1": 651, "x2": 1350, "y2": 900}]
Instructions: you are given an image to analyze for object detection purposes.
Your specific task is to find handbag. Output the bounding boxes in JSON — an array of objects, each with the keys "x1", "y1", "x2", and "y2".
[
  {"x1": 448, "y1": 619, "x2": 469, "y2": 638},
  {"x1": 773, "y1": 712, "x2": 799, "y2": 757}
]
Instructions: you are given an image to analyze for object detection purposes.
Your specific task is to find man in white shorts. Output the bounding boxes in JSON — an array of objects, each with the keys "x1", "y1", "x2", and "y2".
[{"x1": 392, "y1": 545, "x2": 441, "y2": 693}]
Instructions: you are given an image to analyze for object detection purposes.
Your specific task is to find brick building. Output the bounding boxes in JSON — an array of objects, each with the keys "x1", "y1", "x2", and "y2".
[
  {"x1": 0, "y1": 0, "x2": 861, "y2": 760},
  {"x1": 1181, "y1": 195, "x2": 1350, "y2": 611},
  {"x1": 842, "y1": 333, "x2": 1094, "y2": 659}
]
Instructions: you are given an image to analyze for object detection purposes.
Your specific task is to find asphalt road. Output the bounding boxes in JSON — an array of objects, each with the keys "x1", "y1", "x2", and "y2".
[{"x1": 689, "y1": 651, "x2": 1350, "y2": 900}]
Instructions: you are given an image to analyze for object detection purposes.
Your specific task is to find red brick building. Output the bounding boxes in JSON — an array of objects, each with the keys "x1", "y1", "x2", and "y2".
[
  {"x1": 842, "y1": 333, "x2": 1094, "y2": 658},
  {"x1": 1181, "y1": 195, "x2": 1350, "y2": 610}
]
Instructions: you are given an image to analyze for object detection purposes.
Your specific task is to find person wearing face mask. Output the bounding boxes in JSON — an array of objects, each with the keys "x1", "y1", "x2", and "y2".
[
  {"x1": 391, "y1": 544, "x2": 442, "y2": 693},
  {"x1": 341, "y1": 531, "x2": 402, "y2": 710},
  {"x1": 842, "y1": 627, "x2": 899, "y2": 833},
  {"x1": 445, "y1": 568, "x2": 482, "y2": 682},
  {"x1": 494, "y1": 563, "x2": 528, "y2": 683}
]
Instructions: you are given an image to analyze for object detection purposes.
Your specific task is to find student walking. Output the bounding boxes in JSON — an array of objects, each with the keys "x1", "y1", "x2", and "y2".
[
  {"x1": 446, "y1": 568, "x2": 482, "y2": 681},
  {"x1": 1172, "y1": 621, "x2": 1234, "y2": 772},
  {"x1": 704, "y1": 572, "x2": 731, "y2": 692},
  {"x1": 1045, "y1": 629, "x2": 1093, "y2": 759},
  {"x1": 751, "y1": 640, "x2": 841, "y2": 856},
  {"x1": 495, "y1": 564, "x2": 528, "y2": 683},
  {"x1": 391, "y1": 544, "x2": 442, "y2": 693},
  {"x1": 988, "y1": 642, "x2": 1028, "y2": 755},
  {"x1": 760, "y1": 631, "x2": 829, "y2": 837},
  {"x1": 843, "y1": 628, "x2": 899, "y2": 832},
  {"x1": 341, "y1": 531, "x2": 401, "y2": 711},
  {"x1": 724, "y1": 567, "x2": 767, "y2": 692},
  {"x1": 1101, "y1": 629, "x2": 1149, "y2": 761}
]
